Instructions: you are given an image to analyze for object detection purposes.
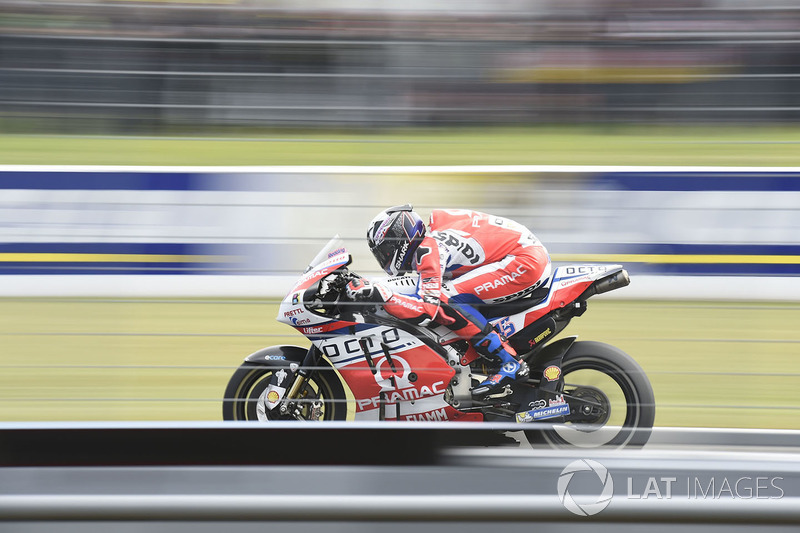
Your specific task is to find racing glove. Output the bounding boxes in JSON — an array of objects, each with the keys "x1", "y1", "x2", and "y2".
[{"x1": 345, "y1": 278, "x2": 393, "y2": 304}]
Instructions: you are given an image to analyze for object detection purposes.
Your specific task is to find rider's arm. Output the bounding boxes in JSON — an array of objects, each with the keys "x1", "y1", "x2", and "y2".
[
  {"x1": 413, "y1": 234, "x2": 449, "y2": 304},
  {"x1": 344, "y1": 277, "x2": 454, "y2": 327}
]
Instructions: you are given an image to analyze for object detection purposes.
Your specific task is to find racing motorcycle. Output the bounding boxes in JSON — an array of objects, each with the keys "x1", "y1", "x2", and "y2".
[{"x1": 223, "y1": 237, "x2": 655, "y2": 449}]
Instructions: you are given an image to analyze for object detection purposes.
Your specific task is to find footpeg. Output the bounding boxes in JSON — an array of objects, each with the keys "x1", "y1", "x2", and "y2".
[{"x1": 485, "y1": 385, "x2": 513, "y2": 399}]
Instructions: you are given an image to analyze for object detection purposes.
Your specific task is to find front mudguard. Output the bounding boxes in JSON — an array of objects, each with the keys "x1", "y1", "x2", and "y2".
[
  {"x1": 241, "y1": 345, "x2": 345, "y2": 414},
  {"x1": 244, "y1": 345, "x2": 308, "y2": 367},
  {"x1": 242, "y1": 345, "x2": 311, "y2": 413}
]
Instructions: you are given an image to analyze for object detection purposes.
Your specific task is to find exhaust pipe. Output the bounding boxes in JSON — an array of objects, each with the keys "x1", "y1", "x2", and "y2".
[
  {"x1": 594, "y1": 269, "x2": 631, "y2": 295},
  {"x1": 580, "y1": 269, "x2": 630, "y2": 300}
]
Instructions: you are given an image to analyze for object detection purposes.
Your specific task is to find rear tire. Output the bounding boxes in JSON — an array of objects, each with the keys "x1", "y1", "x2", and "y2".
[
  {"x1": 524, "y1": 341, "x2": 655, "y2": 449},
  {"x1": 222, "y1": 359, "x2": 348, "y2": 421}
]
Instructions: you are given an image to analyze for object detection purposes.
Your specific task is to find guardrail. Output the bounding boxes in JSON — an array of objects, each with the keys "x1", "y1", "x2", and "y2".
[
  {"x1": 1, "y1": 494, "x2": 799, "y2": 524},
  {"x1": 2, "y1": 422, "x2": 800, "y2": 466},
  {"x1": 1, "y1": 423, "x2": 798, "y2": 526}
]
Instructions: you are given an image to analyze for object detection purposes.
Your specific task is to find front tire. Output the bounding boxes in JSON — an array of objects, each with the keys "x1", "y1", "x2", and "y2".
[
  {"x1": 525, "y1": 341, "x2": 655, "y2": 449},
  {"x1": 222, "y1": 359, "x2": 349, "y2": 421}
]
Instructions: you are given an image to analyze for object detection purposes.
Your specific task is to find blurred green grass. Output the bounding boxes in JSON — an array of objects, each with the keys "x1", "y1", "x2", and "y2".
[
  {"x1": 1, "y1": 297, "x2": 798, "y2": 427},
  {"x1": 4, "y1": 125, "x2": 800, "y2": 166}
]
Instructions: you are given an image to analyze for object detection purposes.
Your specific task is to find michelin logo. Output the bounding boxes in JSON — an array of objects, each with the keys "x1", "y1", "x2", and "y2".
[{"x1": 515, "y1": 403, "x2": 570, "y2": 423}]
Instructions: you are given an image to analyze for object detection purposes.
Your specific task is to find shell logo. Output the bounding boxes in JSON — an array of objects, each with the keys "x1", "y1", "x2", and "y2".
[
  {"x1": 267, "y1": 390, "x2": 281, "y2": 403},
  {"x1": 543, "y1": 365, "x2": 562, "y2": 381}
]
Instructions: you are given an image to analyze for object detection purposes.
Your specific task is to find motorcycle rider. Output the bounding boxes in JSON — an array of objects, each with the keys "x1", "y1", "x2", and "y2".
[{"x1": 346, "y1": 205, "x2": 551, "y2": 397}]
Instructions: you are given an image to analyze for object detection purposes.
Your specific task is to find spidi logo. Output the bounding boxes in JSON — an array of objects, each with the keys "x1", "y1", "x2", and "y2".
[{"x1": 557, "y1": 460, "x2": 614, "y2": 516}]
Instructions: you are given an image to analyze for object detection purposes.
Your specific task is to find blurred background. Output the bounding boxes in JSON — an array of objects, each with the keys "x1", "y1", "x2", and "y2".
[
  {"x1": 2, "y1": 0, "x2": 800, "y2": 133},
  {"x1": 0, "y1": 0, "x2": 799, "y2": 427}
]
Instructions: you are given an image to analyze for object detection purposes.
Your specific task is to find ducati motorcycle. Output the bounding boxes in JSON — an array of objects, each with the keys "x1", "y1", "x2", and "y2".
[{"x1": 223, "y1": 237, "x2": 655, "y2": 448}]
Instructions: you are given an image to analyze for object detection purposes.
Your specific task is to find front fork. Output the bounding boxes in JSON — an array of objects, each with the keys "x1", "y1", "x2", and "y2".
[{"x1": 279, "y1": 346, "x2": 321, "y2": 419}]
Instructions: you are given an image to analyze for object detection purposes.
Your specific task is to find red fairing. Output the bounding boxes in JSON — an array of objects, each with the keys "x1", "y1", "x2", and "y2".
[
  {"x1": 297, "y1": 322, "x2": 353, "y2": 336},
  {"x1": 400, "y1": 405, "x2": 483, "y2": 422},
  {"x1": 337, "y1": 346, "x2": 455, "y2": 414},
  {"x1": 290, "y1": 257, "x2": 349, "y2": 294}
]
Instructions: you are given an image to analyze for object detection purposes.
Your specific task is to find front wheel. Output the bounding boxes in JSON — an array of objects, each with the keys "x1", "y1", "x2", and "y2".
[
  {"x1": 222, "y1": 359, "x2": 349, "y2": 421},
  {"x1": 524, "y1": 341, "x2": 655, "y2": 449}
]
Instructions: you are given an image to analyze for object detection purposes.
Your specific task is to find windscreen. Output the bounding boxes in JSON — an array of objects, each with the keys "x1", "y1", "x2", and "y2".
[{"x1": 305, "y1": 235, "x2": 349, "y2": 273}]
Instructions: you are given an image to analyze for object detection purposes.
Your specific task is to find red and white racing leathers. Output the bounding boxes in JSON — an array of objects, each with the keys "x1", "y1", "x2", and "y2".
[
  {"x1": 382, "y1": 209, "x2": 551, "y2": 343},
  {"x1": 417, "y1": 209, "x2": 550, "y2": 304}
]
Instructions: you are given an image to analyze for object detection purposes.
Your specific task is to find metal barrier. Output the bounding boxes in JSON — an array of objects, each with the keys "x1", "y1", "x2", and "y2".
[
  {"x1": 1, "y1": 494, "x2": 799, "y2": 523},
  {"x1": 1, "y1": 424, "x2": 798, "y2": 525}
]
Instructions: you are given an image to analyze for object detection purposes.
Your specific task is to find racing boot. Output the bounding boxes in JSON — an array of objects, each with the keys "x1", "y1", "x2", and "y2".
[{"x1": 471, "y1": 326, "x2": 529, "y2": 397}]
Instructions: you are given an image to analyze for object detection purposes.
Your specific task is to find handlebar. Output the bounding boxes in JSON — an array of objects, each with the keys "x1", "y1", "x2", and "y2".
[{"x1": 304, "y1": 268, "x2": 360, "y2": 316}]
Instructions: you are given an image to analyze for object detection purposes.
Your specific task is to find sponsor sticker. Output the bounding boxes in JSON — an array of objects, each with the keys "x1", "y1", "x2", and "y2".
[
  {"x1": 549, "y1": 393, "x2": 567, "y2": 406},
  {"x1": 263, "y1": 384, "x2": 286, "y2": 410},
  {"x1": 498, "y1": 317, "x2": 516, "y2": 338},
  {"x1": 393, "y1": 241, "x2": 410, "y2": 270},
  {"x1": 534, "y1": 327, "x2": 552, "y2": 344},
  {"x1": 543, "y1": 365, "x2": 561, "y2": 381},
  {"x1": 501, "y1": 362, "x2": 518, "y2": 374},
  {"x1": 515, "y1": 403, "x2": 570, "y2": 423}
]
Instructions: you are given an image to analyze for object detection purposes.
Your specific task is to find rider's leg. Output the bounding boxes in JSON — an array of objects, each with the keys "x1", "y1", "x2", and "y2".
[
  {"x1": 382, "y1": 291, "x2": 527, "y2": 396},
  {"x1": 439, "y1": 297, "x2": 529, "y2": 396},
  {"x1": 443, "y1": 250, "x2": 550, "y2": 396},
  {"x1": 470, "y1": 323, "x2": 528, "y2": 396}
]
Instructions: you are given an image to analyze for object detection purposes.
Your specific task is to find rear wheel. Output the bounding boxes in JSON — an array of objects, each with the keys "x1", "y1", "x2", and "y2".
[
  {"x1": 524, "y1": 341, "x2": 655, "y2": 449},
  {"x1": 222, "y1": 360, "x2": 348, "y2": 421}
]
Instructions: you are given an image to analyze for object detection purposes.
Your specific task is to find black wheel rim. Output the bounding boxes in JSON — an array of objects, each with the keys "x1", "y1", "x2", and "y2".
[
  {"x1": 541, "y1": 357, "x2": 642, "y2": 448},
  {"x1": 230, "y1": 367, "x2": 341, "y2": 421}
]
